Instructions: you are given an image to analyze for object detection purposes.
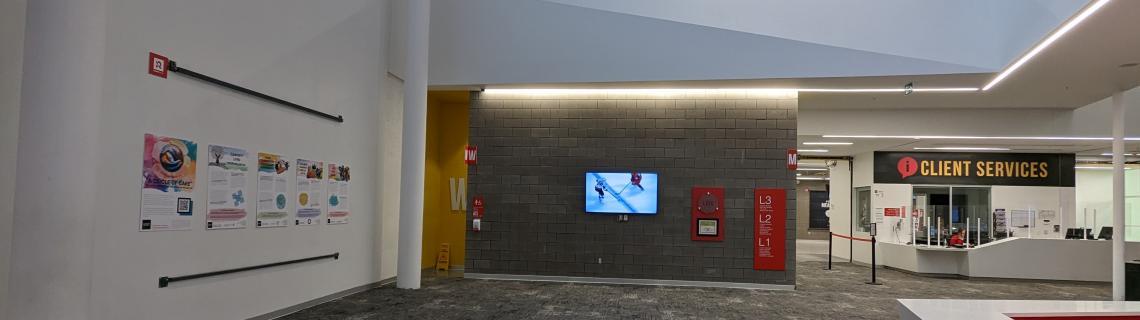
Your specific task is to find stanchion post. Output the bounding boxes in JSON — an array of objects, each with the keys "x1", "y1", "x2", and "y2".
[
  {"x1": 866, "y1": 235, "x2": 882, "y2": 285},
  {"x1": 827, "y1": 232, "x2": 833, "y2": 270}
]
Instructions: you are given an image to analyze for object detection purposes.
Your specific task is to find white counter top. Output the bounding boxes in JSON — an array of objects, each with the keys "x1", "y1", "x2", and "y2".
[{"x1": 899, "y1": 299, "x2": 1140, "y2": 320}]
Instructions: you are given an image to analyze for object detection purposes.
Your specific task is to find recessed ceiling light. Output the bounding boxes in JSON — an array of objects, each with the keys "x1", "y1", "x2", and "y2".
[
  {"x1": 798, "y1": 149, "x2": 829, "y2": 153},
  {"x1": 803, "y1": 142, "x2": 853, "y2": 146},
  {"x1": 913, "y1": 147, "x2": 1011, "y2": 151},
  {"x1": 1100, "y1": 153, "x2": 1138, "y2": 156},
  {"x1": 796, "y1": 168, "x2": 829, "y2": 171},
  {"x1": 982, "y1": 0, "x2": 1111, "y2": 91},
  {"x1": 1076, "y1": 166, "x2": 1136, "y2": 170},
  {"x1": 796, "y1": 177, "x2": 830, "y2": 181}
]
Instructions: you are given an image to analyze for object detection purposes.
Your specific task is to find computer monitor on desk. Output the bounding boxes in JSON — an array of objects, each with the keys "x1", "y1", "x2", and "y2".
[
  {"x1": 1099, "y1": 227, "x2": 1113, "y2": 240},
  {"x1": 1065, "y1": 228, "x2": 1095, "y2": 240}
]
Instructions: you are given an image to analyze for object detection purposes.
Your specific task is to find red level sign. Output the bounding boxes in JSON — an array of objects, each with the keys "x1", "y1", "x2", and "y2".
[
  {"x1": 754, "y1": 188, "x2": 787, "y2": 271},
  {"x1": 464, "y1": 145, "x2": 478, "y2": 165},
  {"x1": 786, "y1": 149, "x2": 798, "y2": 170},
  {"x1": 148, "y1": 52, "x2": 169, "y2": 78},
  {"x1": 471, "y1": 196, "x2": 484, "y2": 218}
]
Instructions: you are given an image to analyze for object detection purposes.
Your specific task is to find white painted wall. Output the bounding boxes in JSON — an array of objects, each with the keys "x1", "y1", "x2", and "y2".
[
  {"x1": 828, "y1": 160, "x2": 852, "y2": 261},
  {"x1": 1077, "y1": 169, "x2": 1115, "y2": 233},
  {"x1": 0, "y1": 0, "x2": 27, "y2": 316},
  {"x1": 991, "y1": 186, "x2": 1075, "y2": 239},
  {"x1": 872, "y1": 184, "x2": 913, "y2": 246},
  {"x1": 11, "y1": 0, "x2": 395, "y2": 319}
]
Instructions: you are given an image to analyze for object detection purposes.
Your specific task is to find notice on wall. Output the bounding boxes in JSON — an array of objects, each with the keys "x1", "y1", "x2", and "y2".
[
  {"x1": 754, "y1": 188, "x2": 787, "y2": 271},
  {"x1": 140, "y1": 134, "x2": 197, "y2": 231},
  {"x1": 873, "y1": 207, "x2": 885, "y2": 223},
  {"x1": 256, "y1": 152, "x2": 290, "y2": 228},
  {"x1": 295, "y1": 159, "x2": 324, "y2": 226},
  {"x1": 326, "y1": 163, "x2": 350, "y2": 225},
  {"x1": 206, "y1": 145, "x2": 249, "y2": 230},
  {"x1": 993, "y1": 208, "x2": 1007, "y2": 231}
]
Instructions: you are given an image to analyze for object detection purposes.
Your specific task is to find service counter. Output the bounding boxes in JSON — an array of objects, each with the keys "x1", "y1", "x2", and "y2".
[
  {"x1": 880, "y1": 238, "x2": 1140, "y2": 282},
  {"x1": 899, "y1": 299, "x2": 1140, "y2": 320}
]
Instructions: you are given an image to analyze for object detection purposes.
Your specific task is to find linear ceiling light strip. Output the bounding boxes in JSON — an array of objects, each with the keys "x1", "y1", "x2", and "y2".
[{"x1": 982, "y1": 0, "x2": 1112, "y2": 91}]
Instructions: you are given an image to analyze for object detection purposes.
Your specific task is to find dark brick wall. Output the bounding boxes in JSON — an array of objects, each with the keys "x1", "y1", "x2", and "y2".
[{"x1": 465, "y1": 91, "x2": 797, "y2": 285}]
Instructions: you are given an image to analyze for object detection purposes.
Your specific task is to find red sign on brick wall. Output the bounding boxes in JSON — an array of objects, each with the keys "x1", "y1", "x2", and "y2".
[
  {"x1": 464, "y1": 145, "x2": 478, "y2": 165},
  {"x1": 787, "y1": 149, "x2": 798, "y2": 170},
  {"x1": 754, "y1": 188, "x2": 786, "y2": 271}
]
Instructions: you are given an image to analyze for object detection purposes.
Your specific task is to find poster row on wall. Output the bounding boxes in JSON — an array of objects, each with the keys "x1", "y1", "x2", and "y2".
[{"x1": 140, "y1": 133, "x2": 351, "y2": 231}]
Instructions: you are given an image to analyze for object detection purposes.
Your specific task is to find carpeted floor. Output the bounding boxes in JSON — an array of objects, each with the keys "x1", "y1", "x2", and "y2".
[{"x1": 280, "y1": 241, "x2": 1109, "y2": 319}]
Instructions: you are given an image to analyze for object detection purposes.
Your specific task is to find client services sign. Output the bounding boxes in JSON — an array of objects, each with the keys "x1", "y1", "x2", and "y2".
[{"x1": 874, "y1": 151, "x2": 1075, "y2": 187}]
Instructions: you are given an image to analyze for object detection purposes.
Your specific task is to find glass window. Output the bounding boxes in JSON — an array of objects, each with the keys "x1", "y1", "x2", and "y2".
[{"x1": 855, "y1": 187, "x2": 871, "y2": 233}]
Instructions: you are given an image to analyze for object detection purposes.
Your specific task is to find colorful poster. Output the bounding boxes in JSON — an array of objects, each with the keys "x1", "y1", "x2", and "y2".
[
  {"x1": 295, "y1": 159, "x2": 324, "y2": 226},
  {"x1": 326, "y1": 163, "x2": 350, "y2": 224},
  {"x1": 206, "y1": 145, "x2": 249, "y2": 230},
  {"x1": 256, "y1": 152, "x2": 290, "y2": 228},
  {"x1": 140, "y1": 134, "x2": 197, "y2": 231}
]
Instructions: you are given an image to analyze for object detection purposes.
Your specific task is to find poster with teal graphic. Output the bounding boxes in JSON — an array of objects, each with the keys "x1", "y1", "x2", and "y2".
[
  {"x1": 256, "y1": 152, "x2": 290, "y2": 228},
  {"x1": 206, "y1": 145, "x2": 249, "y2": 230},
  {"x1": 140, "y1": 133, "x2": 197, "y2": 231},
  {"x1": 326, "y1": 163, "x2": 350, "y2": 225},
  {"x1": 295, "y1": 159, "x2": 323, "y2": 226}
]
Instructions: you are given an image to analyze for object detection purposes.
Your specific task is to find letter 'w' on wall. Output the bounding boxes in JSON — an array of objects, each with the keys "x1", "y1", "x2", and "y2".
[{"x1": 449, "y1": 178, "x2": 467, "y2": 211}]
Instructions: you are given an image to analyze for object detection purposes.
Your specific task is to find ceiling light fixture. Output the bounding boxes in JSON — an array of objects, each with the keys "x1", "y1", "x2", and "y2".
[
  {"x1": 982, "y1": 0, "x2": 1112, "y2": 91},
  {"x1": 913, "y1": 147, "x2": 1011, "y2": 151},
  {"x1": 481, "y1": 87, "x2": 980, "y2": 95},
  {"x1": 796, "y1": 177, "x2": 830, "y2": 181},
  {"x1": 798, "y1": 149, "x2": 829, "y2": 153},
  {"x1": 824, "y1": 135, "x2": 1140, "y2": 141},
  {"x1": 1100, "y1": 153, "x2": 1138, "y2": 156},
  {"x1": 803, "y1": 142, "x2": 853, "y2": 146},
  {"x1": 796, "y1": 168, "x2": 829, "y2": 171},
  {"x1": 1076, "y1": 166, "x2": 1136, "y2": 170}
]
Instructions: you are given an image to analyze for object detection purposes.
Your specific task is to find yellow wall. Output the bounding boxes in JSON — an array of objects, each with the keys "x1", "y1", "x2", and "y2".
[{"x1": 422, "y1": 91, "x2": 470, "y2": 268}]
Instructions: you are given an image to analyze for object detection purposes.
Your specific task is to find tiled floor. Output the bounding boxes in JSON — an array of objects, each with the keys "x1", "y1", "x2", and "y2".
[{"x1": 280, "y1": 240, "x2": 1110, "y2": 319}]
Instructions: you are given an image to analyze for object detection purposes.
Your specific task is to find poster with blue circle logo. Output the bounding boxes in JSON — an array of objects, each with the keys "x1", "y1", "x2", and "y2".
[{"x1": 140, "y1": 133, "x2": 198, "y2": 231}]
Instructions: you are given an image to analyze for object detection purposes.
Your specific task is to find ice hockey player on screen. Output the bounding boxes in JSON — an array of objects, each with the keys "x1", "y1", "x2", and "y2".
[
  {"x1": 594, "y1": 177, "x2": 607, "y2": 201},
  {"x1": 630, "y1": 172, "x2": 644, "y2": 191}
]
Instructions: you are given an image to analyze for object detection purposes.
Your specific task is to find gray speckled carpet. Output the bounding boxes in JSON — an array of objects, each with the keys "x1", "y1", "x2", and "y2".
[{"x1": 281, "y1": 242, "x2": 1109, "y2": 319}]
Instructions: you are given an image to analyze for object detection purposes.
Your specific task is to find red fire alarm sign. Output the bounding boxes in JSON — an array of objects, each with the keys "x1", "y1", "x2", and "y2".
[
  {"x1": 148, "y1": 52, "x2": 169, "y2": 78},
  {"x1": 464, "y1": 145, "x2": 478, "y2": 165}
]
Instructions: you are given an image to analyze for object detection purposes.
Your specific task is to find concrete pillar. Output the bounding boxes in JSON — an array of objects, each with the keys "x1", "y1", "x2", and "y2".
[
  {"x1": 1112, "y1": 91, "x2": 1126, "y2": 301},
  {"x1": 10, "y1": 0, "x2": 108, "y2": 318},
  {"x1": 396, "y1": 0, "x2": 430, "y2": 289}
]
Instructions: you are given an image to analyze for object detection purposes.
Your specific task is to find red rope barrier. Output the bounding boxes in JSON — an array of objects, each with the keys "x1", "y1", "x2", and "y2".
[{"x1": 830, "y1": 232, "x2": 873, "y2": 242}]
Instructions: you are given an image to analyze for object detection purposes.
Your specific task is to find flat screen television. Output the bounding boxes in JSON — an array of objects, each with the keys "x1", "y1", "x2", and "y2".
[{"x1": 585, "y1": 171, "x2": 658, "y2": 214}]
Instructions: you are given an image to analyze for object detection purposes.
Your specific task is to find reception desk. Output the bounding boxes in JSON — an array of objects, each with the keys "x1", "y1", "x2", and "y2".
[{"x1": 881, "y1": 238, "x2": 1140, "y2": 282}]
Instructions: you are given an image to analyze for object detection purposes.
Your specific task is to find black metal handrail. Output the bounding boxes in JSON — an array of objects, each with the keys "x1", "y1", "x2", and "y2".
[
  {"x1": 168, "y1": 60, "x2": 344, "y2": 123},
  {"x1": 159, "y1": 252, "x2": 339, "y2": 288}
]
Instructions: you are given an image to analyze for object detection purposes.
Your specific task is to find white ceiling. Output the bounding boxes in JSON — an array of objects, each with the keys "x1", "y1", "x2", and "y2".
[{"x1": 542, "y1": 0, "x2": 1084, "y2": 71}]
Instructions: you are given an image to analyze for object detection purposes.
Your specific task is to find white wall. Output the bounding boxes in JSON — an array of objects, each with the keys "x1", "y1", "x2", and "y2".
[
  {"x1": 0, "y1": 0, "x2": 27, "y2": 316},
  {"x1": 829, "y1": 160, "x2": 853, "y2": 261},
  {"x1": 1076, "y1": 169, "x2": 1114, "y2": 233},
  {"x1": 11, "y1": 0, "x2": 395, "y2": 319},
  {"x1": 991, "y1": 186, "x2": 1075, "y2": 239},
  {"x1": 872, "y1": 184, "x2": 913, "y2": 246}
]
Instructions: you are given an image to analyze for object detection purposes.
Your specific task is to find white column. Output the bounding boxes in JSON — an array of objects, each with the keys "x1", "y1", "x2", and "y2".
[
  {"x1": 1112, "y1": 91, "x2": 1126, "y2": 300},
  {"x1": 396, "y1": 0, "x2": 430, "y2": 290},
  {"x1": 10, "y1": 0, "x2": 108, "y2": 317}
]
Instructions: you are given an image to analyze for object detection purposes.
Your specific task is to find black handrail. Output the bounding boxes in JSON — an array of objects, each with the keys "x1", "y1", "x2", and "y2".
[
  {"x1": 168, "y1": 60, "x2": 344, "y2": 123},
  {"x1": 159, "y1": 252, "x2": 339, "y2": 288}
]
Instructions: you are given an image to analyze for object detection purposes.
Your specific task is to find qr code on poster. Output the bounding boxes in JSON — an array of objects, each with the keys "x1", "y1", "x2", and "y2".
[{"x1": 177, "y1": 197, "x2": 192, "y2": 214}]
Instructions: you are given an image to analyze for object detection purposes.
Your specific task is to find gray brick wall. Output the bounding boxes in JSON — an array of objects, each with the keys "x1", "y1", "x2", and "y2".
[{"x1": 465, "y1": 91, "x2": 797, "y2": 285}]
